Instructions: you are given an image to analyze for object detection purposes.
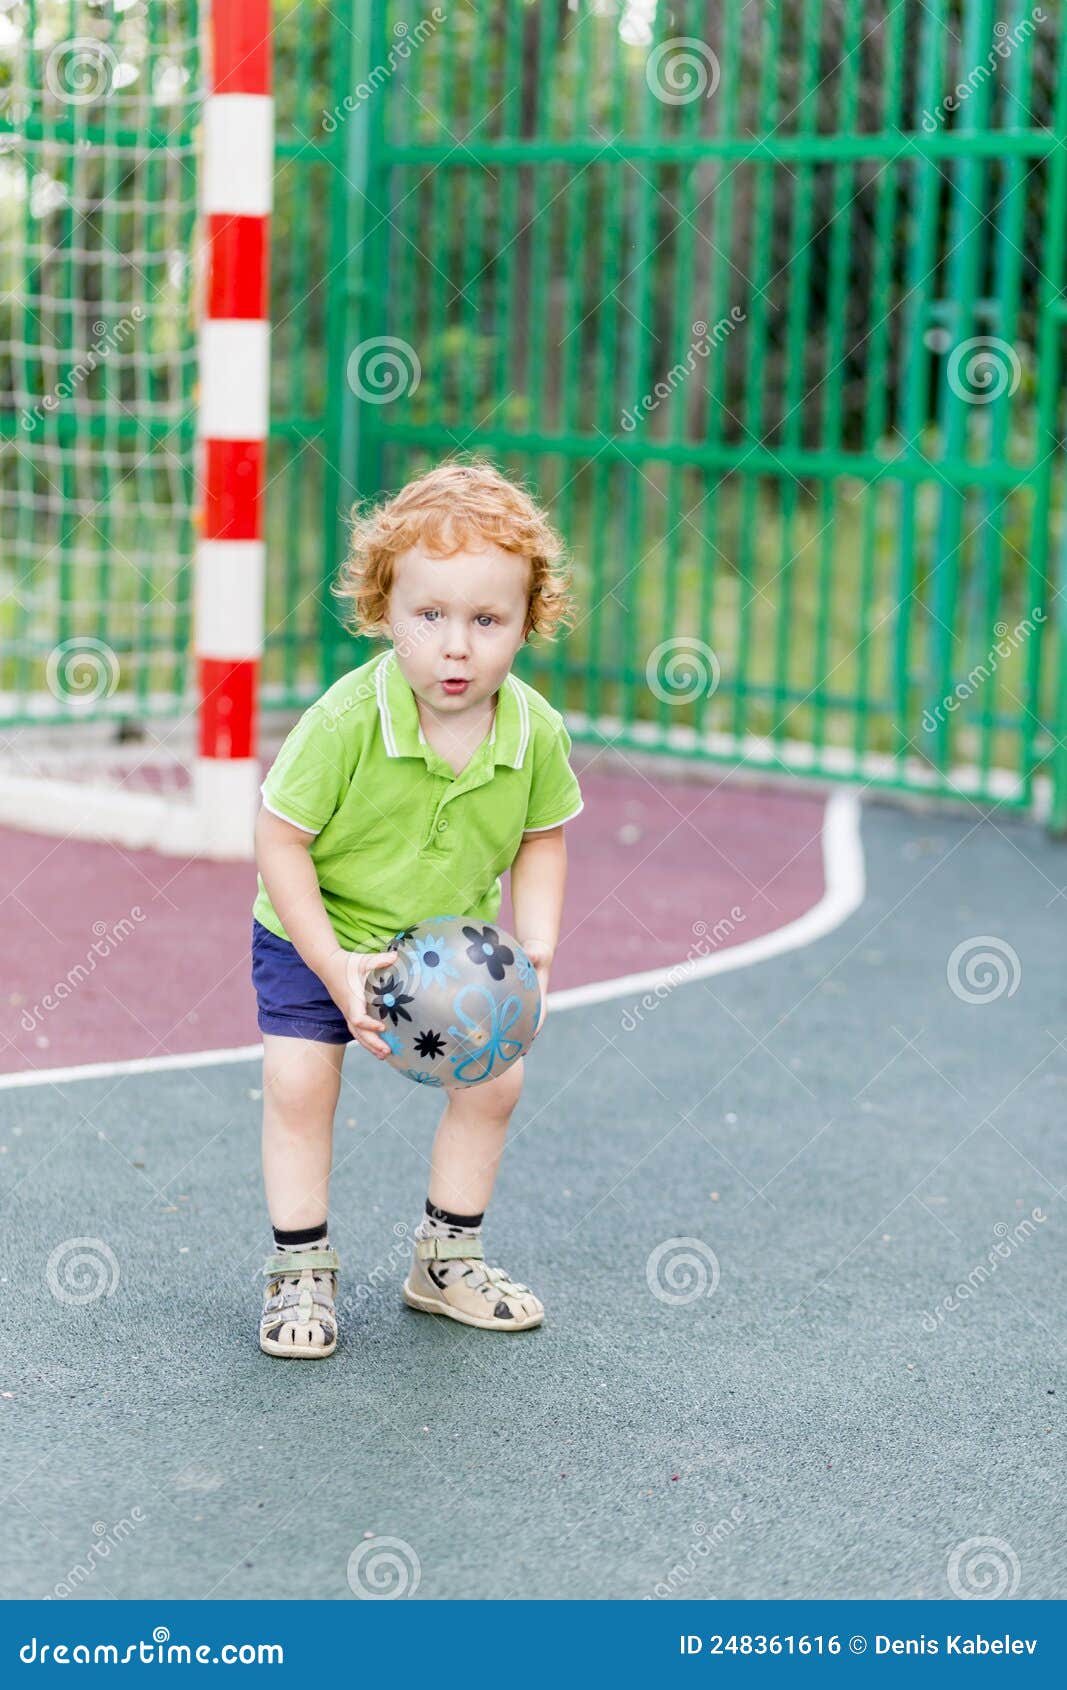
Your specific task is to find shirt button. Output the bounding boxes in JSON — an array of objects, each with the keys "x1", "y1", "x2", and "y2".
[{"x1": 436, "y1": 818, "x2": 448, "y2": 831}]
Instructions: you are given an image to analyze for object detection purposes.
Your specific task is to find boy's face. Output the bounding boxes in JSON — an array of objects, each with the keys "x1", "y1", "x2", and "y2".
[{"x1": 385, "y1": 540, "x2": 531, "y2": 717}]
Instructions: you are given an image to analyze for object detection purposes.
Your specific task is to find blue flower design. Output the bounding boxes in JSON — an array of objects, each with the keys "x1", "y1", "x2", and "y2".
[
  {"x1": 447, "y1": 984, "x2": 524, "y2": 1084},
  {"x1": 408, "y1": 1069, "x2": 444, "y2": 1088},
  {"x1": 380, "y1": 1029, "x2": 403, "y2": 1058},
  {"x1": 411, "y1": 933, "x2": 462, "y2": 992},
  {"x1": 514, "y1": 949, "x2": 536, "y2": 989}
]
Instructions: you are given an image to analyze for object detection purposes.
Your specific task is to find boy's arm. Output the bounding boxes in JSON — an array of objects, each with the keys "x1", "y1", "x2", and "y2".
[
  {"x1": 254, "y1": 806, "x2": 346, "y2": 979},
  {"x1": 254, "y1": 806, "x2": 397, "y2": 1056},
  {"x1": 510, "y1": 825, "x2": 567, "y2": 1032}
]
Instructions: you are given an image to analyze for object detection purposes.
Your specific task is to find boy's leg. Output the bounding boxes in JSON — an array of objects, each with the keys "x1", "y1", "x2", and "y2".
[
  {"x1": 261, "y1": 1032, "x2": 345, "y2": 1228},
  {"x1": 259, "y1": 1033, "x2": 345, "y2": 1358},
  {"x1": 425, "y1": 1055, "x2": 525, "y2": 1217},
  {"x1": 403, "y1": 1058, "x2": 543, "y2": 1330}
]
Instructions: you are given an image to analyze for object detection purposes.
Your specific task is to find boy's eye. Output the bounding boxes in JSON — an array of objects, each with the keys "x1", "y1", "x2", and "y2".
[{"x1": 419, "y1": 610, "x2": 496, "y2": 627}]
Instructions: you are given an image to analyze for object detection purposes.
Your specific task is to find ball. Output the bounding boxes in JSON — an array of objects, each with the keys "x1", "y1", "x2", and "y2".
[{"x1": 364, "y1": 916, "x2": 541, "y2": 1088}]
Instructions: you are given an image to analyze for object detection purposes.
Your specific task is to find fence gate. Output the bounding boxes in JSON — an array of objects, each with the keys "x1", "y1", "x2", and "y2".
[{"x1": 322, "y1": 0, "x2": 1067, "y2": 827}]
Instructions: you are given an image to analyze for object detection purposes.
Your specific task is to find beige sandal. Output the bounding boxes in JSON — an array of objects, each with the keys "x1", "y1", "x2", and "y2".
[
  {"x1": 402, "y1": 1236, "x2": 543, "y2": 1331},
  {"x1": 259, "y1": 1247, "x2": 341, "y2": 1358}
]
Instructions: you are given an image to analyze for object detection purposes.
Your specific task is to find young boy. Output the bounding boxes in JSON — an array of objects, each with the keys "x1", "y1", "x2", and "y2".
[{"x1": 250, "y1": 459, "x2": 584, "y2": 1358}]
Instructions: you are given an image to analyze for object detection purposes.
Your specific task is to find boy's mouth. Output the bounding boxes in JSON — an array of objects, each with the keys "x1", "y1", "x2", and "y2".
[{"x1": 440, "y1": 678, "x2": 470, "y2": 695}]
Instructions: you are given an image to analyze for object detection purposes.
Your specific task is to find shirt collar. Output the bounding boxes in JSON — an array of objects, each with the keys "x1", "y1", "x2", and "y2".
[{"x1": 375, "y1": 648, "x2": 530, "y2": 770}]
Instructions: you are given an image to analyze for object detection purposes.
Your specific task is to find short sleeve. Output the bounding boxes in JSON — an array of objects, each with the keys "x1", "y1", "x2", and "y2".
[
  {"x1": 523, "y1": 718, "x2": 584, "y2": 833},
  {"x1": 260, "y1": 705, "x2": 352, "y2": 835}
]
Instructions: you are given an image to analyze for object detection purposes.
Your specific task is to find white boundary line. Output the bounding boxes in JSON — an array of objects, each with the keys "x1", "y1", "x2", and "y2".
[{"x1": 0, "y1": 792, "x2": 864, "y2": 1093}]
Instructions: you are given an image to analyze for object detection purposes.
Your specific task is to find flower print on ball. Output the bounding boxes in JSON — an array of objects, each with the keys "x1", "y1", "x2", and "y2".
[
  {"x1": 364, "y1": 914, "x2": 541, "y2": 1088},
  {"x1": 462, "y1": 923, "x2": 514, "y2": 982}
]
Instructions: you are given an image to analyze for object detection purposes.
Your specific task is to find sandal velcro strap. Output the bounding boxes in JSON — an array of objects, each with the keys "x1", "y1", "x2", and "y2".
[
  {"x1": 414, "y1": 1237, "x2": 485, "y2": 1262},
  {"x1": 262, "y1": 1247, "x2": 341, "y2": 1277}
]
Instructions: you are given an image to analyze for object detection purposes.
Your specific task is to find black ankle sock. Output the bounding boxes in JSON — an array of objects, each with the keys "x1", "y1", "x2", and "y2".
[
  {"x1": 424, "y1": 1199, "x2": 485, "y2": 1231},
  {"x1": 273, "y1": 1220, "x2": 329, "y2": 1250}
]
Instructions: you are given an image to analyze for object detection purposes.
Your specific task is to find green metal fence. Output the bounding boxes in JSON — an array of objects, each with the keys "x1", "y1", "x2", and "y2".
[
  {"x1": 316, "y1": 0, "x2": 1067, "y2": 826},
  {"x1": 3, "y1": 1, "x2": 1067, "y2": 828}
]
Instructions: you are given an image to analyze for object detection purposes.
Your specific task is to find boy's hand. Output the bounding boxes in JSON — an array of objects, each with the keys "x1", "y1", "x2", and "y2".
[
  {"x1": 520, "y1": 939, "x2": 553, "y2": 1038},
  {"x1": 320, "y1": 947, "x2": 399, "y2": 1059}
]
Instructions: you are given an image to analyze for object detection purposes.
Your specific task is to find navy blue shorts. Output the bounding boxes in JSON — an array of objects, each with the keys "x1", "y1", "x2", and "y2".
[{"x1": 251, "y1": 918, "x2": 352, "y2": 1044}]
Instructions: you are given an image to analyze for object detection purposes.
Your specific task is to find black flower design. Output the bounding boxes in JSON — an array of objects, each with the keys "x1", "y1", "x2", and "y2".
[
  {"x1": 462, "y1": 923, "x2": 514, "y2": 983},
  {"x1": 414, "y1": 1028, "x2": 446, "y2": 1061},
  {"x1": 370, "y1": 974, "x2": 414, "y2": 1025}
]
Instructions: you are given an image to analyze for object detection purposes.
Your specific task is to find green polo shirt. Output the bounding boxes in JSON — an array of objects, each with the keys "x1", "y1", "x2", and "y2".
[{"x1": 252, "y1": 647, "x2": 584, "y2": 954}]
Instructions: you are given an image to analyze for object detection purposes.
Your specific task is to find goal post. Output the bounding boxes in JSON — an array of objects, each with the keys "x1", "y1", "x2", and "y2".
[{"x1": 0, "y1": 0, "x2": 271, "y2": 860}]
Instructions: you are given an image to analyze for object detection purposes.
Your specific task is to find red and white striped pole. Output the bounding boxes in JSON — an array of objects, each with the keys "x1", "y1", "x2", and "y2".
[{"x1": 193, "y1": 0, "x2": 272, "y2": 855}]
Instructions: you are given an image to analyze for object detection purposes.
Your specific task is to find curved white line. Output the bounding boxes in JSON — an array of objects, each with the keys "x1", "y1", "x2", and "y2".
[{"x1": 0, "y1": 791, "x2": 865, "y2": 1092}]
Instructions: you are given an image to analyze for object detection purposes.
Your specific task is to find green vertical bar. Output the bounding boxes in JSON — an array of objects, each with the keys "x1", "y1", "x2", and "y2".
[
  {"x1": 923, "y1": 1, "x2": 996, "y2": 774},
  {"x1": 1035, "y1": 24, "x2": 1067, "y2": 829},
  {"x1": 586, "y1": 13, "x2": 629, "y2": 730},
  {"x1": 975, "y1": 0, "x2": 1032, "y2": 793},
  {"x1": 730, "y1": 1, "x2": 782, "y2": 742},
  {"x1": 810, "y1": 0, "x2": 862, "y2": 761},
  {"x1": 548, "y1": 9, "x2": 595, "y2": 714},
  {"x1": 693, "y1": 1, "x2": 743, "y2": 744},
  {"x1": 329, "y1": 0, "x2": 385, "y2": 686},
  {"x1": 657, "y1": 0, "x2": 711, "y2": 746},
  {"x1": 853, "y1": 0, "x2": 906, "y2": 769},
  {"x1": 770, "y1": 0, "x2": 821, "y2": 752},
  {"x1": 618, "y1": 6, "x2": 669, "y2": 738},
  {"x1": 893, "y1": 0, "x2": 947, "y2": 773}
]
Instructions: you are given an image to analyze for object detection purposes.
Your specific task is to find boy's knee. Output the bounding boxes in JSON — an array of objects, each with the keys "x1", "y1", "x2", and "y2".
[{"x1": 457, "y1": 1055, "x2": 524, "y2": 1115}]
